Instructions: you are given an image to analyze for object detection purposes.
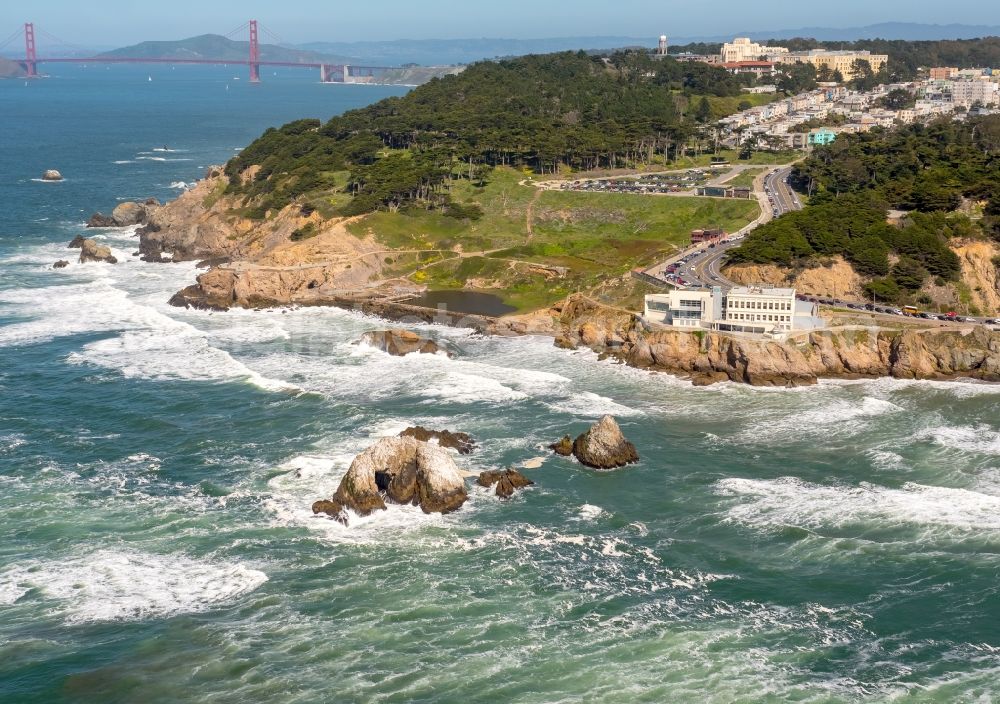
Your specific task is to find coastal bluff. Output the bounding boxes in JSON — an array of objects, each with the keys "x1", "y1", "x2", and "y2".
[
  {"x1": 555, "y1": 295, "x2": 1000, "y2": 386},
  {"x1": 137, "y1": 173, "x2": 1000, "y2": 387}
]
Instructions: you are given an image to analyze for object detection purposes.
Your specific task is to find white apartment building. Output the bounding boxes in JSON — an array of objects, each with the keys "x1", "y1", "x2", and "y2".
[
  {"x1": 951, "y1": 80, "x2": 1000, "y2": 108},
  {"x1": 644, "y1": 286, "x2": 823, "y2": 336},
  {"x1": 721, "y1": 37, "x2": 788, "y2": 63}
]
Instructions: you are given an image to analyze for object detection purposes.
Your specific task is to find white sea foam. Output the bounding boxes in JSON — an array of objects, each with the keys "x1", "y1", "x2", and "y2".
[
  {"x1": 169, "y1": 181, "x2": 192, "y2": 190},
  {"x1": 575, "y1": 504, "x2": 608, "y2": 521},
  {"x1": 914, "y1": 424, "x2": 1000, "y2": 456},
  {"x1": 69, "y1": 329, "x2": 299, "y2": 392},
  {"x1": 0, "y1": 582, "x2": 29, "y2": 605},
  {"x1": 136, "y1": 156, "x2": 193, "y2": 162},
  {"x1": 420, "y1": 371, "x2": 528, "y2": 404},
  {"x1": 717, "y1": 477, "x2": 1000, "y2": 538},
  {"x1": 545, "y1": 391, "x2": 644, "y2": 418},
  {"x1": 113, "y1": 160, "x2": 134, "y2": 164},
  {"x1": 0, "y1": 550, "x2": 268, "y2": 622},
  {"x1": 0, "y1": 269, "x2": 297, "y2": 391}
]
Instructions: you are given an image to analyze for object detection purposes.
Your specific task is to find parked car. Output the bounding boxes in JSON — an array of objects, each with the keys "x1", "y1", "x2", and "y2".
[{"x1": 985, "y1": 319, "x2": 998, "y2": 325}]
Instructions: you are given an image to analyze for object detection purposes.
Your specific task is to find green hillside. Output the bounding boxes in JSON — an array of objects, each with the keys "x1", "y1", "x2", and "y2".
[{"x1": 224, "y1": 50, "x2": 767, "y2": 219}]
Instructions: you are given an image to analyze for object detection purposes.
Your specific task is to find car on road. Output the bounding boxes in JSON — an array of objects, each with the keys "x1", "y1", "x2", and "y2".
[{"x1": 986, "y1": 319, "x2": 998, "y2": 325}]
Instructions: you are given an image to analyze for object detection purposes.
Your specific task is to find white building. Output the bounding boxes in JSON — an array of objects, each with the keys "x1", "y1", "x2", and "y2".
[
  {"x1": 721, "y1": 37, "x2": 788, "y2": 64},
  {"x1": 644, "y1": 286, "x2": 823, "y2": 336},
  {"x1": 951, "y1": 80, "x2": 1000, "y2": 108}
]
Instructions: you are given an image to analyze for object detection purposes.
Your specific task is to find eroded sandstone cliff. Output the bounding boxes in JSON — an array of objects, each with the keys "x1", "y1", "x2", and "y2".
[{"x1": 555, "y1": 295, "x2": 1000, "y2": 386}]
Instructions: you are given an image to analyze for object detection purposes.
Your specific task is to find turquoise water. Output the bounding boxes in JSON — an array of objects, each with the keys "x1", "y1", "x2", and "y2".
[{"x1": 2, "y1": 65, "x2": 1000, "y2": 704}]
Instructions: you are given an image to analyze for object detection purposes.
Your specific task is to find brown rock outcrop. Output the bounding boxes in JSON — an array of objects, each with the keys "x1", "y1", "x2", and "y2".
[
  {"x1": 550, "y1": 436, "x2": 574, "y2": 456},
  {"x1": 477, "y1": 469, "x2": 534, "y2": 499},
  {"x1": 86, "y1": 213, "x2": 116, "y2": 228},
  {"x1": 360, "y1": 329, "x2": 450, "y2": 357},
  {"x1": 78, "y1": 239, "x2": 118, "y2": 265},
  {"x1": 68, "y1": 235, "x2": 86, "y2": 248},
  {"x1": 399, "y1": 427, "x2": 475, "y2": 454},
  {"x1": 52, "y1": 260, "x2": 69, "y2": 269},
  {"x1": 571, "y1": 415, "x2": 639, "y2": 470},
  {"x1": 111, "y1": 202, "x2": 147, "y2": 226},
  {"x1": 312, "y1": 437, "x2": 468, "y2": 524},
  {"x1": 41, "y1": 170, "x2": 63, "y2": 181}
]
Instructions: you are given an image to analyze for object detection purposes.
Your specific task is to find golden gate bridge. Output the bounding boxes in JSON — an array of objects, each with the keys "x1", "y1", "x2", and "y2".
[{"x1": 1, "y1": 20, "x2": 396, "y2": 83}]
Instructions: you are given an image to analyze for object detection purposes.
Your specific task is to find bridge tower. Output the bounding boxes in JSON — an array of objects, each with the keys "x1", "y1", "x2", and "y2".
[
  {"x1": 24, "y1": 22, "x2": 38, "y2": 78},
  {"x1": 248, "y1": 19, "x2": 260, "y2": 83}
]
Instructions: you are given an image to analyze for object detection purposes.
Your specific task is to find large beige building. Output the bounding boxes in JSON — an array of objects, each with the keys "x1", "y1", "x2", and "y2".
[
  {"x1": 644, "y1": 286, "x2": 822, "y2": 336},
  {"x1": 779, "y1": 50, "x2": 888, "y2": 80},
  {"x1": 721, "y1": 37, "x2": 789, "y2": 63}
]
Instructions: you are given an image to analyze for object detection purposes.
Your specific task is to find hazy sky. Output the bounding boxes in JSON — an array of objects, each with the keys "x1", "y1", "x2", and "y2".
[{"x1": 3, "y1": 0, "x2": 1000, "y2": 46}]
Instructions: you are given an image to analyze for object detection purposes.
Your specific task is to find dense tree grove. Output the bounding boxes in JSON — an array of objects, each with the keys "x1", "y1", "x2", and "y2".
[
  {"x1": 792, "y1": 116, "x2": 1000, "y2": 208},
  {"x1": 728, "y1": 116, "x2": 1000, "y2": 299},
  {"x1": 225, "y1": 52, "x2": 757, "y2": 218}
]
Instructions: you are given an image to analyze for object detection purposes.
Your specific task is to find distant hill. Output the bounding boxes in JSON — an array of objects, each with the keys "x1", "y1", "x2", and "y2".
[
  {"x1": 756, "y1": 22, "x2": 1000, "y2": 42},
  {"x1": 0, "y1": 57, "x2": 26, "y2": 79},
  {"x1": 295, "y1": 37, "x2": 653, "y2": 66},
  {"x1": 94, "y1": 23, "x2": 1000, "y2": 71},
  {"x1": 100, "y1": 34, "x2": 358, "y2": 65}
]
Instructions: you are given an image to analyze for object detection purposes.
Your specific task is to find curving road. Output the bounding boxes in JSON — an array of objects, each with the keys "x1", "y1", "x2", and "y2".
[
  {"x1": 640, "y1": 167, "x2": 999, "y2": 326},
  {"x1": 648, "y1": 166, "x2": 800, "y2": 291}
]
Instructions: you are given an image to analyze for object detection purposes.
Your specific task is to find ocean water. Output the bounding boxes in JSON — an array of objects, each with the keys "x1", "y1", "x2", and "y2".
[{"x1": 2, "y1": 64, "x2": 1000, "y2": 704}]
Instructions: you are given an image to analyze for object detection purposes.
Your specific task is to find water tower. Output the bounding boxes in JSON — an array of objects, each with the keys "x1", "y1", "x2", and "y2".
[{"x1": 657, "y1": 35, "x2": 669, "y2": 56}]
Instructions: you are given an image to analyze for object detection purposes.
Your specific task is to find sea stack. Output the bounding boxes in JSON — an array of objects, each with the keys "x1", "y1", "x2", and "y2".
[
  {"x1": 312, "y1": 437, "x2": 469, "y2": 524},
  {"x1": 41, "y1": 170, "x2": 63, "y2": 181},
  {"x1": 570, "y1": 415, "x2": 639, "y2": 470}
]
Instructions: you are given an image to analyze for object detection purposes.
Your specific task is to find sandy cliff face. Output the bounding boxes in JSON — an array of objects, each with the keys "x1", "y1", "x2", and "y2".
[
  {"x1": 141, "y1": 171, "x2": 399, "y2": 309},
  {"x1": 555, "y1": 295, "x2": 1000, "y2": 386},
  {"x1": 724, "y1": 256, "x2": 865, "y2": 300},
  {"x1": 953, "y1": 240, "x2": 1000, "y2": 314},
  {"x1": 726, "y1": 245, "x2": 1000, "y2": 315}
]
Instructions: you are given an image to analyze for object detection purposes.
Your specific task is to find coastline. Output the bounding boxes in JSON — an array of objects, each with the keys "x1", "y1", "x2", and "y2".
[{"x1": 125, "y1": 172, "x2": 1000, "y2": 388}]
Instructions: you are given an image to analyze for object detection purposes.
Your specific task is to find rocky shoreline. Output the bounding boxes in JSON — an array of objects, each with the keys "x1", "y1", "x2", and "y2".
[{"x1": 112, "y1": 172, "x2": 1000, "y2": 388}]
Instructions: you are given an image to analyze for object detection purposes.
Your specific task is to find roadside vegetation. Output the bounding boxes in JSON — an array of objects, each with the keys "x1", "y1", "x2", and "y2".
[{"x1": 727, "y1": 115, "x2": 1000, "y2": 304}]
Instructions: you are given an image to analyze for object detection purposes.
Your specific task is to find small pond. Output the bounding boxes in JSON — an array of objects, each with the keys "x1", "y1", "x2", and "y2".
[{"x1": 404, "y1": 290, "x2": 517, "y2": 317}]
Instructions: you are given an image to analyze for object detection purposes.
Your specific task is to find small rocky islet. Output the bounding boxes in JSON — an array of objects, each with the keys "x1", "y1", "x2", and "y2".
[
  {"x1": 311, "y1": 416, "x2": 636, "y2": 526},
  {"x1": 550, "y1": 415, "x2": 640, "y2": 470}
]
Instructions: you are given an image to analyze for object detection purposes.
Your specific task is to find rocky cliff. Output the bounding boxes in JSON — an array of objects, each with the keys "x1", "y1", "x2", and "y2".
[
  {"x1": 725, "y1": 242, "x2": 1000, "y2": 315},
  {"x1": 555, "y1": 295, "x2": 1000, "y2": 386}
]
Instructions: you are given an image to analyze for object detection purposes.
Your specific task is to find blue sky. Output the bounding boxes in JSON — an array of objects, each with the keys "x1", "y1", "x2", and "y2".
[{"x1": 3, "y1": 0, "x2": 1000, "y2": 46}]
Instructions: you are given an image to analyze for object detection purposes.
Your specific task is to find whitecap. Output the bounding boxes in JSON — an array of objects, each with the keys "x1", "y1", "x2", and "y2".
[
  {"x1": 0, "y1": 550, "x2": 268, "y2": 622},
  {"x1": 575, "y1": 504, "x2": 608, "y2": 521},
  {"x1": 717, "y1": 477, "x2": 1000, "y2": 539},
  {"x1": 545, "y1": 391, "x2": 644, "y2": 418},
  {"x1": 420, "y1": 371, "x2": 528, "y2": 404},
  {"x1": 914, "y1": 424, "x2": 1000, "y2": 456}
]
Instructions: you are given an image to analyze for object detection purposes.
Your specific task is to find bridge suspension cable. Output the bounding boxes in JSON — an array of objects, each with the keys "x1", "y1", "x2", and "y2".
[
  {"x1": 0, "y1": 27, "x2": 22, "y2": 52},
  {"x1": 36, "y1": 26, "x2": 90, "y2": 56},
  {"x1": 223, "y1": 22, "x2": 250, "y2": 41}
]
